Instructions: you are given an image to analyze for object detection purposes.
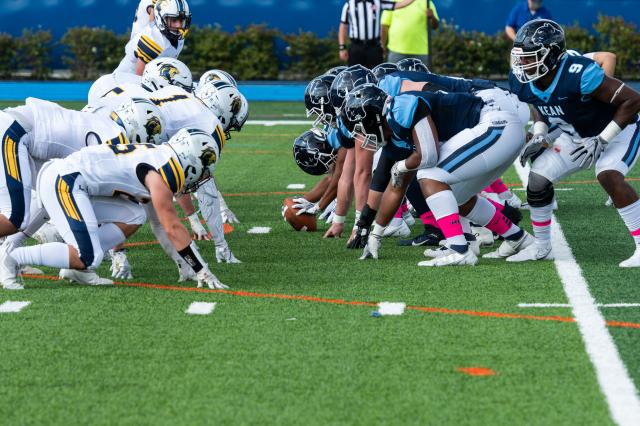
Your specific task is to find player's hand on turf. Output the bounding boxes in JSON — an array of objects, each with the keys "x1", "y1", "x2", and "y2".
[
  {"x1": 359, "y1": 233, "x2": 382, "y2": 260},
  {"x1": 176, "y1": 259, "x2": 196, "y2": 282},
  {"x1": 390, "y1": 162, "x2": 406, "y2": 188},
  {"x1": 196, "y1": 267, "x2": 228, "y2": 290},
  {"x1": 519, "y1": 133, "x2": 550, "y2": 167},
  {"x1": 293, "y1": 198, "x2": 319, "y2": 215},
  {"x1": 347, "y1": 224, "x2": 370, "y2": 249},
  {"x1": 319, "y1": 199, "x2": 337, "y2": 221},
  {"x1": 324, "y1": 222, "x2": 344, "y2": 238},
  {"x1": 215, "y1": 242, "x2": 241, "y2": 264},
  {"x1": 110, "y1": 249, "x2": 133, "y2": 279},
  {"x1": 188, "y1": 211, "x2": 212, "y2": 240},
  {"x1": 570, "y1": 136, "x2": 607, "y2": 169}
]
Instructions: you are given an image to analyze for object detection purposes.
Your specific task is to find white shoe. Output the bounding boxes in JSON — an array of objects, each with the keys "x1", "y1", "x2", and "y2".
[
  {"x1": 483, "y1": 232, "x2": 534, "y2": 259},
  {"x1": 605, "y1": 197, "x2": 613, "y2": 207},
  {"x1": 619, "y1": 247, "x2": 640, "y2": 268},
  {"x1": 59, "y1": 269, "x2": 113, "y2": 286},
  {"x1": 507, "y1": 241, "x2": 553, "y2": 262},
  {"x1": 19, "y1": 265, "x2": 44, "y2": 275},
  {"x1": 501, "y1": 192, "x2": 523, "y2": 209},
  {"x1": 471, "y1": 226, "x2": 494, "y2": 246},
  {"x1": 383, "y1": 218, "x2": 411, "y2": 237},
  {"x1": 0, "y1": 247, "x2": 22, "y2": 290},
  {"x1": 418, "y1": 249, "x2": 477, "y2": 267},
  {"x1": 32, "y1": 222, "x2": 63, "y2": 244},
  {"x1": 402, "y1": 210, "x2": 416, "y2": 227}
]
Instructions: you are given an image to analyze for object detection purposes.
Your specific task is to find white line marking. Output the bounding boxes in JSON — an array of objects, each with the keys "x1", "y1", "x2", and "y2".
[
  {"x1": 185, "y1": 302, "x2": 216, "y2": 315},
  {"x1": 287, "y1": 183, "x2": 306, "y2": 189},
  {"x1": 246, "y1": 120, "x2": 312, "y2": 126},
  {"x1": 377, "y1": 302, "x2": 406, "y2": 316},
  {"x1": 515, "y1": 162, "x2": 640, "y2": 425},
  {"x1": 247, "y1": 226, "x2": 271, "y2": 234},
  {"x1": 0, "y1": 301, "x2": 31, "y2": 313},
  {"x1": 519, "y1": 303, "x2": 640, "y2": 308},
  {"x1": 513, "y1": 187, "x2": 573, "y2": 191}
]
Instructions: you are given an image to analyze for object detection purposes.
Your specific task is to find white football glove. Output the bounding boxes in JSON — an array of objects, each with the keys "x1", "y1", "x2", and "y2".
[
  {"x1": 360, "y1": 233, "x2": 382, "y2": 260},
  {"x1": 176, "y1": 259, "x2": 196, "y2": 282},
  {"x1": 292, "y1": 197, "x2": 320, "y2": 215},
  {"x1": 570, "y1": 136, "x2": 607, "y2": 169},
  {"x1": 110, "y1": 249, "x2": 133, "y2": 279},
  {"x1": 218, "y1": 194, "x2": 240, "y2": 224},
  {"x1": 215, "y1": 241, "x2": 241, "y2": 264},
  {"x1": 520, "y1": 133, "x2": 550, "y2": 167},
  {"x1": 196, "y1": 267, "x2": 228, "y2": 290},
  {"x1": 187, "y1": 211, "x2": 211, "y2": 241},
  {"x1": 318, "y1": 199, "x2": 337, "y2": 221},
  {"x1": 390, "y1": 162, "x2": 406, "y2": 188}
]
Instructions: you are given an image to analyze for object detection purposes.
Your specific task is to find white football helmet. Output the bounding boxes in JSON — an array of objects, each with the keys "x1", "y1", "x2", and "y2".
[
  {"x1": 195, "y1": 80, "x2": 243, "y2": 136},
  {"x1": 199, "y1": 69, "x2": 237, "y2": 88},
  {"x1": 154, "y1": 0, "x2": 191, "y2": 43},
  {"x1": 230, "y1": 92, "x2": 249, "y2": 132},
  {"x1": 142, "y1": 58, "x2": 193, "y2": 92},
  {"x1": 167, "y1": 128, "x2": 220, "y2": 193},
  {"x1": 110, "y1": 98, "x2": 165, "y2": 145}
]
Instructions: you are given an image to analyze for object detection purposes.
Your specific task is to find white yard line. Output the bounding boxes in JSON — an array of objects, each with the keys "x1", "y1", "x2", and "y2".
[
  {"x1": 0, "y1": 301, "x2": 31, "y2": 313},
  {"x1": 515, "y1": 162, "x2": 640, "y2": 425},
  {"x1": 247, "y1": 227, "x2": 272, "y2": 234},
  {"x1": 185, "y1": 302, "x2": 216, "y2": 315},
  {"x1": 518, "y1": 303, "x2": 640, "y2": 308},
  {"x1": 286, "y1": 183, "x2": 306, "y2": 189}
]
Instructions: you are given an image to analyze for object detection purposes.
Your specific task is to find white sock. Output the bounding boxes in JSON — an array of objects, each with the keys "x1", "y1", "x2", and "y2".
[
  {"x1": 618, "y1": 199, "x2": 640, "y2": 246},
  {"x1": 10, "y1": 242, "x2": 70, "y2": 269},
  {"x1": 98, "y1": 223, "x2": 126, "y2": 252},
  {"x1": 530, "y1": 202, "x2": 554, "y2": 245},
  {"x1": 460, "y1": 216, "x2": 471, "y2": 234},
  {"x1": 4, "y1": 231, "x2": 28, "y2": 251},
  {"x1": 466, "y1": 196, "x2": 495, "y2": 226}
]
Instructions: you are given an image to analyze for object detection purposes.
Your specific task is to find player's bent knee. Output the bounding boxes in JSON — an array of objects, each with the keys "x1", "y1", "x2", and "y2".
[{"x1": 527, "y1": 173, "x2": 555, "y2": 207}]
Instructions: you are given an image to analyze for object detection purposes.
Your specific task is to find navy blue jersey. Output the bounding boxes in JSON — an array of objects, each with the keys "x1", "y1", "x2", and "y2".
[
  {"x1": 386, "y1": 91, "x2": 484, "y2": 143},
  {"x1": 378, "y1": 71, "x2": 496, "y2": 97},
  {"x1": 326, "y1": 118, "x2": 354, "y2": 149},
  {"x1": 509, "y1": 54, "x2": 616, "y2": 137}
]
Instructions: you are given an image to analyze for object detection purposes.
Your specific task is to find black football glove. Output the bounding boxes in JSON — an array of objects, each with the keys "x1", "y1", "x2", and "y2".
[{"x1": 347, "y1": 223, "x2": 370, "y2": 249}]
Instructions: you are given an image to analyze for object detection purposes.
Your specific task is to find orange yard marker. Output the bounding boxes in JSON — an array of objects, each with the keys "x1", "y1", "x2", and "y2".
[
  {"x1": 457, "y1": 367, "x2": 496, "y2": 376},
  {"x1": 19, "y1": 274, "x2": 640, "y2": 330}
]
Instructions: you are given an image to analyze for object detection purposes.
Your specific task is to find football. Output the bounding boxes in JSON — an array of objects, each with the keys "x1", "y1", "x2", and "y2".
[{"x1": 281, "y1": 198, "x2": 317, "y2": 232}]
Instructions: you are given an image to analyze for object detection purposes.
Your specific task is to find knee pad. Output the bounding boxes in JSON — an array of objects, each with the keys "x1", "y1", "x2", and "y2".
[{"x1": 527, "y1": 173, "x2": 555, "y2": 207}]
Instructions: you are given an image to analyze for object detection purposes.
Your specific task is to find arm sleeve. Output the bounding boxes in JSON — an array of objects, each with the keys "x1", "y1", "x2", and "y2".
[
  {"x1": 580, "y1": 63, "x2": 606, "y2": 95},
  {"x1": 340, "y1": 3, "x2": 349, "y2": 24},
  {"x1": 505, "y1": 6, "x2": 518, "y2": 28},
  {"x1": 135, "y1": 34, "x2": 163, "y2": 64}
]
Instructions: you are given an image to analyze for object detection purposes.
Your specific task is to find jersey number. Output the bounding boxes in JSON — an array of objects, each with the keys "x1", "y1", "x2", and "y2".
[
  {"x1": 568, "y1": 64, "x2": 583, "y2": 74},
  {"x1": 108, "y1": 144, "x2": 155, "y2": 155}
]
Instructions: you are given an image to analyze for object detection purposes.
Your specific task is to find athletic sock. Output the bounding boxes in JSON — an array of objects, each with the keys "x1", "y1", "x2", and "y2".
[
  {"x1": 10, "y1": 242, "x2": 70, "y2": 269},
  {"x1": 530, "y1": 202, "x2": 554, "y2": 245},
  {"x1": 466, "y1": 197, "x2": 522, "y2": 240},
  {"x1": 427, "y1": 190, "x2": 467, "y2": 253},
  {"x1": 617, "y1": 199, "x2": 640, "y2": 246},
  {"x1": 420, "y1": 211, "x2": 438, "y2": 227},
  {"x1": 98, "y1": 223, "x2": 126, "y2": 252},
  {"x1": 485, "y1": 197, "x2": 505, "y2": 212},
  {"x1": 3, "y1": 231, "x2": 28, "y2": 251},
  {"x1": 393, "y1": 207, "x2": 404, "y2": 219},
  {"x1": 490, "y1": 178, "x2": 510, "y2": 197}
]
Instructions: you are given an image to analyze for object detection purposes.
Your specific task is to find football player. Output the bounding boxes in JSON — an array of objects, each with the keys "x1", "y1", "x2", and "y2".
[
  {"x1": 0, "y1": 129, "x2": 228, "y2": 291},
  {"x1": 0, "y1": 98, "x2": 164, "y2": 289},
  {"x1": 88, "y1": 0, "x2": 191, "y2": 103},
  {"x1": 509, "y1": 20, "x2": 640, "y2": 266},
  {"x1": 131, "y1": 0, "x2": 157, "y2": 39},
  {"x1": 341, "y1": 84, "x2": 531, "y2": 266}
]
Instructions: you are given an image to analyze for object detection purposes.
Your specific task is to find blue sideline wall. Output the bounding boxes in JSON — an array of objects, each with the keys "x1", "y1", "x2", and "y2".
[{"x1": 2, "y1": 0, "x2": 638, "y2": 38}]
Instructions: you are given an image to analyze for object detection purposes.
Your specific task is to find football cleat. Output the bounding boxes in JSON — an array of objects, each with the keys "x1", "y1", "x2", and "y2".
[
  {"x1": 501, "y1": 192, "x2": 523, "y2": 209},
  {"x1": 59, "y1": 269, "x2": 113, "y2": 286},
  {"x1": 398, "y1": 225, "x2": 443, "y2": 247},
  {"x1": 418, "y1": 249, "x2": 477, "y2": 267},
  {"x1": 383, "y1": 218, "x2": 411, "y2": 237},
  {"x1": 19, "y1": 265, "x2": 44, "y2": 275},
  {"x1": 483, "y1": 231, "x2": 534, "y2": 259},
  {"x1": 425, "y1": 234, "x2": 479, "y2": 257},
  {"x1": 470, "y1": 225, "x2": 494, "y2": 246},
  {"x1": 619, "y1": 246, "x2": 640, "y2": 268},
  {"x1": 506, "y1": 241, "x2": 553, "y2": 262},
  {"x1": 0, "y1": 246, "x2": 22, "y2": 290},
  {"x1": 33, "y1": 222, "x2": 64, "y2": 244},
  {"x1": 402, "y1": 210, "x2": 416, "y2": 227}
]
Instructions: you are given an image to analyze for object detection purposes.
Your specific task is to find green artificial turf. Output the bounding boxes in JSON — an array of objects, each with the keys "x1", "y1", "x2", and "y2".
[{"x1": 0, "y1": 101, "x2": 636, "y2": 425}]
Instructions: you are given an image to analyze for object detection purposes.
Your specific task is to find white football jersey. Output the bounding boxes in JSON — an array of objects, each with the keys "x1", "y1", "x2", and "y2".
[
  {"x1": 86, "y1": 83, "x2": 154, "y2": 112},
  {"x1": 24, "y1": 98, "x2": 128, "y2": 162},
  {"x1": 59, "y1": 143, "x2": 184, "y2": 201},
  {"x1": 131, "y1": 0, "x2": 156, "y2": 39},
  {"x1": 115, "y1": 24, "x2": 183, "y2": 75}
]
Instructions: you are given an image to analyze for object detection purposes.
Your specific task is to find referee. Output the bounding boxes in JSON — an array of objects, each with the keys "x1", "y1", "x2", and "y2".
[{"x1": 339, "y1": 0, "x2": 415, "y2": 68}]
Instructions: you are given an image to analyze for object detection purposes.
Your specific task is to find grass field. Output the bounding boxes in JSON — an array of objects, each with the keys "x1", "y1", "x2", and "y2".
[{"x1": 0, "y1": 101, "x2": 638, "y2": 425}]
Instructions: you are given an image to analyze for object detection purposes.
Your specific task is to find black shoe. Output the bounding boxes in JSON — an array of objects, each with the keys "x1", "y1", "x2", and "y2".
[
  {"x1": 398, "y1": 225, "x2": 444, "y2": 247},
  {"x1": 502, "y1": 202, "x2": 523, "y2": 225}
]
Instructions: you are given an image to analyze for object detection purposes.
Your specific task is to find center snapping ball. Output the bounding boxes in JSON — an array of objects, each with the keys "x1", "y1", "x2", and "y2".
[{"x1": 281, "y1": 198, "x2": 317, "y2": 232}]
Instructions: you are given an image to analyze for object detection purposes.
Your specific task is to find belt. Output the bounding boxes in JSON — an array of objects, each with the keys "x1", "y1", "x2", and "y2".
[{"x1": 351, "y1": 39, "x2": 380, "y2": 46}]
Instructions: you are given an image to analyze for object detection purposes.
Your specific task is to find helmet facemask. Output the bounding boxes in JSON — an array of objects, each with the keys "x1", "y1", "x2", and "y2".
[{"x1": 511, "y1": 46, "x2": 551, "y2": 83}]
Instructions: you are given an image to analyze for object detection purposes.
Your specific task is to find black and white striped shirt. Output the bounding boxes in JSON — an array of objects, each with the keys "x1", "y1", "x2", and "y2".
[{"x1": 340, "y1": 0, "x2": 394, "y2": 41}]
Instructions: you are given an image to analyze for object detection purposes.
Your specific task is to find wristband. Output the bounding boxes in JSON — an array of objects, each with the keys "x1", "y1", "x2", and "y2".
[
  {"x1": 333, "y1": 214, "x2": 346, "y2": 224},
  {"x1": 178, "y1": 242, "x2": 205, "y2": 273},
  {"x1": 354, "y1": 210, "x2": 361, "y2": 223},
  {"x1": 396, "y1": 160, "x2": 410, "y2": 173},
  {"x1": 339, "y1": 44, "x2": 346, "y2": 50},
  {"x1": 532, "y1": 121, "x2": 548, "y2": 136},
  {"x1": 371, "y1": 223, "x2": 386, "y2": 238},
  {"x1": 599, "y1": 121, "x2": 622, "y2": 144}
]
